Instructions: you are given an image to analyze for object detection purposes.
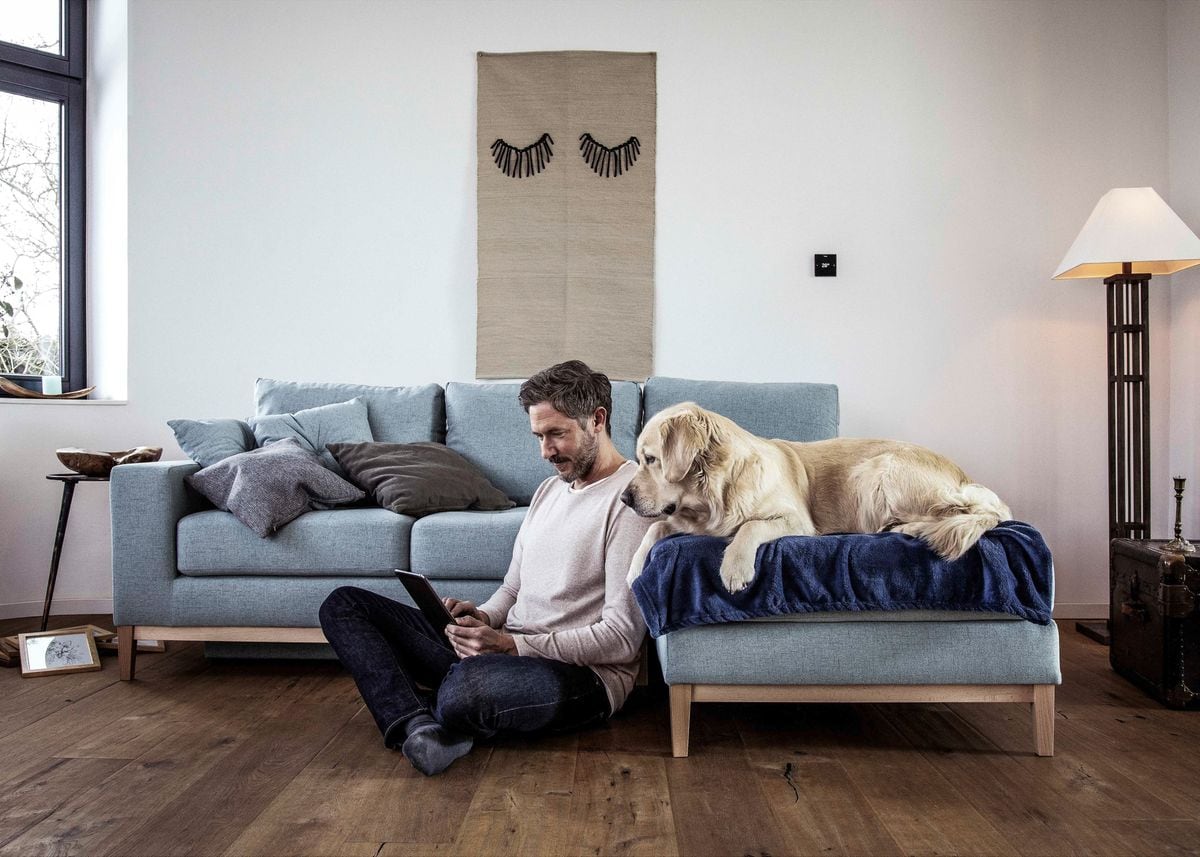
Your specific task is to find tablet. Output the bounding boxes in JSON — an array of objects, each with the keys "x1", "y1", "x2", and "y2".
[{"x1": 394, "y1": 570, "x2": 458, "y2": 632}]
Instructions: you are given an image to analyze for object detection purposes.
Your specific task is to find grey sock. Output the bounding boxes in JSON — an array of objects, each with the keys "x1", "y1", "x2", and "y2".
[
  {"x1": 403, "y1": 713, "x2": 438, "y2": 736},
  {"x1": 383, "y1": 712, "x2": 432, "y2": 750},
  {"x1": 402, "y1": 721, "x2": 474, "y2": 776}
]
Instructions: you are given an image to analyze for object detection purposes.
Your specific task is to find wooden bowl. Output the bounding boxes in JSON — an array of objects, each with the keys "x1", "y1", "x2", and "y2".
[{"x1": 55, "y1": 447, "x2": 163, "y2": 477}]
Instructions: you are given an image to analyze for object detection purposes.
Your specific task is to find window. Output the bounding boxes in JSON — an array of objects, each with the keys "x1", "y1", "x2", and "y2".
[{"x1": 0, "y1": 0, "x2": 85, "y2": 395}]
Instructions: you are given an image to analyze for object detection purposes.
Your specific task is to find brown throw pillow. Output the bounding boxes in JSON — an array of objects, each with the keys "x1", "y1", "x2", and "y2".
[{"x1": 326, "y1": 441, "x2": 515, "y2": 517}]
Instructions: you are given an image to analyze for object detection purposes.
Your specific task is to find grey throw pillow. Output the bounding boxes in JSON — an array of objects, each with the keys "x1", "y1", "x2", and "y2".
[
  {"x1": 326, "y1": 441, "x2": 515, "y2": 518},
  {"x1": 249, "y1": 397, "x2": 373, "y2": 475},
  {"x1": 187, "y1": 438, "x2": 365, "y2": 537},
  {"x1": 167, "y1": 418, "x2": 257, "y2": 467}
]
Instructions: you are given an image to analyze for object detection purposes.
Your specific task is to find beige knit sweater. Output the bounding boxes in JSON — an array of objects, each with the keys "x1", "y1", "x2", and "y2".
[{"x1": 478, "y1": 460, "x2": 654, "y2": 714}]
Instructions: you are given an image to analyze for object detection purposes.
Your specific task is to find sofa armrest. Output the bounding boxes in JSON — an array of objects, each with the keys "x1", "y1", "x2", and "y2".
[{"x1": 111, "y1": 460, "x2": 204, "y2": 626}]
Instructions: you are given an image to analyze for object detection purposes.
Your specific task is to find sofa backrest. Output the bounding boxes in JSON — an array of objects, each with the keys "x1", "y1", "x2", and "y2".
[
  {"x1": 255, "y1": 378, "x2": 446, "y2": 444},
  {"x1": 641, "y1": 376, "x2": 839, "y2": 443},
  {"x1": 445, "y1": 380, "x2": 642, "y2": 505},
  {"x1": 250, "y1": 376, "x2": 838, "y2": 503}
]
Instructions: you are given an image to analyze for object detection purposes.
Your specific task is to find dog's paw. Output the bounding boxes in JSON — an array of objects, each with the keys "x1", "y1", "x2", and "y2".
[
  {"x1": 718, "y1": 556, "x2": 755, "y2": 593},
  {"x1": 626, "y1": 559, "x2": 644, "y2": 588}
]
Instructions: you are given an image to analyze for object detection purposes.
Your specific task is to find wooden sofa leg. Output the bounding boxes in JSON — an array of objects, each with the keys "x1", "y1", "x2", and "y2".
[
  {"x1": 118, "y1": 626, "x2": 136, "y2": 681},
  {"x1": 1033, "y1": 684, "x2": 1054, "y2": 756},
  {"x1": 670, "y1": 684, "x2": 693, "y2": 758}
]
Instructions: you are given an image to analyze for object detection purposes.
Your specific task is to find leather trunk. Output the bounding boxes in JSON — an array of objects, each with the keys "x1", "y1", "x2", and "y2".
[{"x1": 1110, "y1": 539, "x2": 1200, "y2": 709}]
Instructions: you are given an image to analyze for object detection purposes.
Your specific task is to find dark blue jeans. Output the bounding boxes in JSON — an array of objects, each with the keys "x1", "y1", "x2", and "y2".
[{"x1": 319, "y1": 586, "x2": 610, "y2": 746}]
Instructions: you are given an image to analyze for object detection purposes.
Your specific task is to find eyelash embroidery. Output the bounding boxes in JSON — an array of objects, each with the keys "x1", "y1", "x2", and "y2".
[
  {"x1": 490, "y1": 133, "x2": 554, "y2": 178},
  {"x1": 578, "y1": 133, "x2": 640, "y2": 178}
]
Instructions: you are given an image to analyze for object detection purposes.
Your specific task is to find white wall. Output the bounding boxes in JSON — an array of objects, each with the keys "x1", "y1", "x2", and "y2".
[
  {"x1": 0, "y1": 0, "x2": 1181, "y2": 619},
  {"x1": 88, "y1": 0, "x2": 129, "y2": 401},
  {"x1": 1168, "y1": 0, "x2": 1200, "y2": 542}
]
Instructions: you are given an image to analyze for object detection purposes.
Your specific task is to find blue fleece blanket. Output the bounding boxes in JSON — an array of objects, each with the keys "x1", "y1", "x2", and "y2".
[{"x1": 630, "y1": 520, "x2": 1053, "y2": 637}]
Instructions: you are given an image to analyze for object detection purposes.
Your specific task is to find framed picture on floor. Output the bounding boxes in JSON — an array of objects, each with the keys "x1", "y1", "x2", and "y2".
[{"x1": 18, "y1": 629, "x2": 102, "y2": 677}]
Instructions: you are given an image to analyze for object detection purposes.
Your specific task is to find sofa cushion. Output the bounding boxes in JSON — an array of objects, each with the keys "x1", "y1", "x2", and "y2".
[
  {"x1": 250, "y1": 398, "x2": 373, "y2": 475},
  {"x1": 167, "y1": 418, "x2": 257, "y2": 467},
  {"x1": 655, "y1": 619, "x2": 1062, "y2": 685},
  {"x1": 255, "y1": 378, "x2": 446, "y2": 444},
  {"x1": 185, "y1": 439, "x2": 365, "y2": 538},
  {"x1": 445, "y1": 380, "x2": 641, "y2": 504},
  {"x1": 643, "y1": 377, "x2": 838, "y2": 442},
  {"x1": 178, "y1": 507, "x2": 413, "y2": 576},
  {"x1": 169, "y1": 576, "x2": 504, "y2": 626},
  {"x1": 409, "y1": 507, "x2": 527, "y2": 579},
  {"x1": 327, "y1": 441, "x2": 515, "y2": 517}
]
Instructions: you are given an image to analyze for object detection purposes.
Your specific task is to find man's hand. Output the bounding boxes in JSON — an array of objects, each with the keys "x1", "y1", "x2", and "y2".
[
  {"x1": 445, "y1": 616, "x2": 518, "y2": 658},
  {"x1": 443, "y1": 597, "x2": 490, "y2": 626}
]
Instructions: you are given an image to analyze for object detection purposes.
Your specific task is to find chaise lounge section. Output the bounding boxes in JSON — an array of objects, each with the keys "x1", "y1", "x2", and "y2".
[{"x1": 635, "y1": 379, "x2": 1060, "y2": 757}]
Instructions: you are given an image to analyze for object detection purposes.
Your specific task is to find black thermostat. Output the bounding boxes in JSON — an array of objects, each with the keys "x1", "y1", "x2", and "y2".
[{"x1": 815, "y1": 254, "x2": 837, "y2": 277}]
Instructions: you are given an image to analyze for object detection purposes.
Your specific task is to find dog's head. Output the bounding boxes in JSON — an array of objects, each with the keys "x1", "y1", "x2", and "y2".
[{"x1": 621, "y1": 402, "x2": 722, "y2": 517}]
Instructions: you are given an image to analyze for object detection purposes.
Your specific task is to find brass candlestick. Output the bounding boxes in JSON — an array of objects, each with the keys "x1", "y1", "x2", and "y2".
[{"x1": 1162, "y1": 476, "x2": 1195, "y2": 553}]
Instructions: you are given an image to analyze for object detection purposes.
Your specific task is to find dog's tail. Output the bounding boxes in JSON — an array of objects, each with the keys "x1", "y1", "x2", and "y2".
[{"x1": 891, "y1": 483, "x2": 1012, "y2": 562}]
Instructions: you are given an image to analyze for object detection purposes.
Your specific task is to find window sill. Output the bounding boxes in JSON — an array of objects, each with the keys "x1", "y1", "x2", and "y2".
[{"x1": 0, "y1": 398, "x2": 127, "y2": 405}]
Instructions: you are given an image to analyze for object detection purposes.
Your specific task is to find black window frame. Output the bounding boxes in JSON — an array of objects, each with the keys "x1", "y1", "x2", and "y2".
[{"x1": 0, "y1": 0, "x2": 86, "y2": 395}]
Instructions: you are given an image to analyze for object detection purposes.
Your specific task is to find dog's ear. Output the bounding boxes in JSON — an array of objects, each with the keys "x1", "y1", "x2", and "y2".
[{"x1": 659, "y1": 408, "x2": 710, "y2": 483}]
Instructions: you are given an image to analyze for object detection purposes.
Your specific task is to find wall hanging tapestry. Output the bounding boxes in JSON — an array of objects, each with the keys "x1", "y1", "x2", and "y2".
[{"x1": 476, "y1": 51, "x2": 656, "y2": 381}]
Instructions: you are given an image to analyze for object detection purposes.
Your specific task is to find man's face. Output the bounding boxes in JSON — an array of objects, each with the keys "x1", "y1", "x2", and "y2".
[{"x1": 529, "y1": 402, "x2": 599, "y2": 484}]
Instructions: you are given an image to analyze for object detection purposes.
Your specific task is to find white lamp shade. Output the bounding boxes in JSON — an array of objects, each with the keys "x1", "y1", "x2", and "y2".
[{"x1": 1052, "y1": 187, "x2": 1200, "y2": 279}]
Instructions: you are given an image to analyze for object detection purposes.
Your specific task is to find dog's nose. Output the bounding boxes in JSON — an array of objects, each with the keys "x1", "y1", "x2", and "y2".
[{"x1": 620, "y1": 488, "x2": 634, "y2": 507}]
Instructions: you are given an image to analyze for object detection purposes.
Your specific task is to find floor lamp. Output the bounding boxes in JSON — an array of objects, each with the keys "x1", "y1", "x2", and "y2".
[{"x1": 1053, "y1": 187, "x2": 1200, "y2": 640}]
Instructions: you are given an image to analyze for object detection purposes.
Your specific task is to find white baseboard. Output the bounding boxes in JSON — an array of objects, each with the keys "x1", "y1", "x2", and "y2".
[
  {"x1": 0, "y1": 598, "x2": 114, "y2": 622},
  {"x1": 1052, "y1": 603, "x2": 1107, "y2": 620}
]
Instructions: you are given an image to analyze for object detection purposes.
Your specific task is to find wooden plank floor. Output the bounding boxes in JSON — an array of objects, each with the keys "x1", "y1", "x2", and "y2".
[{"x1": 1, "y1": 616, "x2": 1198, "y2": 857}]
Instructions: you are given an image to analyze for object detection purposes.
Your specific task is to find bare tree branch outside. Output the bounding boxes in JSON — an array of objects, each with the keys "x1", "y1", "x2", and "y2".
[{"x1": 0, "y1": 11, "x2": 63, "y2": 377}]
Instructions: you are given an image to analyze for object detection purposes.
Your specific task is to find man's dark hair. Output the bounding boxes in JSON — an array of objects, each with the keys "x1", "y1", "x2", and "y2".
[{"x1": 519, "y1": 360, "x2": 613, "y2": 436}]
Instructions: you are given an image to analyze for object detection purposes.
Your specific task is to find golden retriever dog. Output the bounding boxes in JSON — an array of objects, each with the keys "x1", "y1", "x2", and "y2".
[{"x1": 620, "y1": 402, "x2": 1012, "y2": 593}]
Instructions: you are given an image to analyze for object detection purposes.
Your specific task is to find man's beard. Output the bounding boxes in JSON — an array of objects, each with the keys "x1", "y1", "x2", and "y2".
[{"x1": 552, "y1": 431, "x2": 598, "y2": 483}]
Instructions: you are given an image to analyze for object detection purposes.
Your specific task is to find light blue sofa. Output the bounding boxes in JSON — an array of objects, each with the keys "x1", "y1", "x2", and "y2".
[{"x1": 110, "y1": 376, "x2": 1060, "y2": 756}]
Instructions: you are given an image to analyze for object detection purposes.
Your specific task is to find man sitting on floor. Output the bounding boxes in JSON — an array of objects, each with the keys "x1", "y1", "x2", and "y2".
[{"x1": 319, "y1": 360, "x2": 655, "y2": 775}]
